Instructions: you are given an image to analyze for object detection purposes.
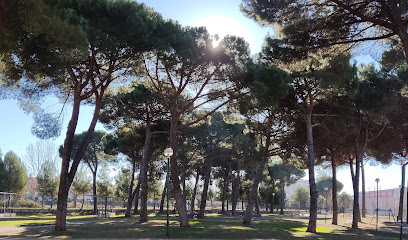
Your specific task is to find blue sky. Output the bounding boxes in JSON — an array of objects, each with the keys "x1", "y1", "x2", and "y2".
[{"x1": 0, "y1": 0, "x2": 402, "y2": 195}]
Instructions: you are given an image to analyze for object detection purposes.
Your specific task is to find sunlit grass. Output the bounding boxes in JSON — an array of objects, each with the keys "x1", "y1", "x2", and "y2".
[
  {"x1": 292, "y1": 226, "x2": 334, "y2": 233},
  {"x1": 0, "y1": 213, "x2": 98, "y2": 227}
]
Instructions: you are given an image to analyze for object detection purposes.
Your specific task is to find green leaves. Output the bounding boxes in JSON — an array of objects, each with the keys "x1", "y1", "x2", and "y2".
[{"x1": 0, "y1": 151, "x2": 28, "y2": 194}]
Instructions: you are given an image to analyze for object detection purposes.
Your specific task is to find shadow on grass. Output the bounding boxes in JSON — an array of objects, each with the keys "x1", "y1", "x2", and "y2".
[{"x1": 1, "y1": 217, "x2": 401, "y2": 239}]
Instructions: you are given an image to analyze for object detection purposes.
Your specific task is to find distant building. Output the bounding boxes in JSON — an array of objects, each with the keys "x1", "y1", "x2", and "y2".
[
  {"x1": 359, "y1": 187, "x2": 403, "y2": 216},
  {"x1": 26, "y1": 176, "x2": 39, "y2": 201}
]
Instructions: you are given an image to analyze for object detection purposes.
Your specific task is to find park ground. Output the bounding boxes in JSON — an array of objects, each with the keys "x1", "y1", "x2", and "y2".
[{"x1": 0, "y1": 212, "x2": 406, "y2": 239}]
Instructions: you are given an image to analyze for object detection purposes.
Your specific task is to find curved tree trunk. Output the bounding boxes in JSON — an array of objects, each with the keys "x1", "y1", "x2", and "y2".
[
  {"x1": 169, "y1": 114, "x2": 189, "y2": 227},
  {"x1": 159, "y1": 177, "x2": 167, "y2": 214},
  {"x1": 305, "y1": 111, "x2": 318, "y2": 233},
  {"x1": 191, "y1": 172, "x2": 199, "y2": 214},
  {"x1": 125, "y1": 160, "x2": 137, "y2": 218},
  {"x1": 198, "y1": 157, "x2": 212, "y2": 218},
  {"x1": 139, "y1": 124, "x2": 152, "y2": 222},
  {"x1": 56, "y1": 87, "x2": 103, "y2": 231},
  {"x1": 243, "y1": 128, "x2": 271, "y2": 225},
  {"x1": 331, "y1": 150, "x2": 338, "y2": 225},
  {"x1": 242, "y1": 163, "x2": 264, "y2": 225},
  {"x1": 133, "y1": 181, "x2": 141, "y2": 214}
]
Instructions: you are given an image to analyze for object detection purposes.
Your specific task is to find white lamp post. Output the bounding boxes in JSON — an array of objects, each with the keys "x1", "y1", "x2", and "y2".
[{"x1": 164, "y1": 147, "x2": 173, "y2": 238}]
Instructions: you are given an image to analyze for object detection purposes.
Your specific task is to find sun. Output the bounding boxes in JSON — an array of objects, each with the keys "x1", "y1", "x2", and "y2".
[{"x1": 193, "y1": 16, "x2": 253, "y2": 49}]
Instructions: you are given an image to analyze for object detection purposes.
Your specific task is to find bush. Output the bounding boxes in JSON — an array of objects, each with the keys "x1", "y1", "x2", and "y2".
[{"x1": 16, "y1": 199, "x2": 40, "y2": 208}]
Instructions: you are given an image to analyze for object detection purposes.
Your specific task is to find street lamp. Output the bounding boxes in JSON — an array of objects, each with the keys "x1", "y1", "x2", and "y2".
[
  {"x1": 375, "y1": 178, "x2": 380, "y2": 231},
  {"x1": 324, "y1": 187, "x2": 329, "y2": 224},
  {"x1": 164, "y1": 147, "x2": 173, "y2": 238}
]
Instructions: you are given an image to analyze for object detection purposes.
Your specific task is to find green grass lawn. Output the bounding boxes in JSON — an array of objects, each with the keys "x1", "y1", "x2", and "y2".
[
  {"x1": 0, "y1": 213, "x2": 106, "y2": 227},
  {"x1": 0, "y1": 215, "x2": 401, "y2": 239}
]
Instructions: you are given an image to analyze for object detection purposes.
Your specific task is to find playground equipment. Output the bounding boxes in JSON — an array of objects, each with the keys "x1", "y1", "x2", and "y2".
[
  {"x1": 370, "y1": 209, "x2": 396, "y2": 224},
  {"x1": 0, "y1": 192, "x2": 16, "y2": 217}
]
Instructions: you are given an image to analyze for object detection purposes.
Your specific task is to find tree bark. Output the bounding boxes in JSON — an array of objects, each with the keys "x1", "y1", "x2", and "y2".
[
  {"x1": 242, "y1": 162, "x2": 264, "y2": 225},
  {"x1": 271, "y1": 180, "x2": 275, "y2": 213},
  {"x1": 255, "y1": 194, "x2": 260, "y2": 215},
  {"x1": 361, "y1": 158, "x2": 366, "y2": 218},
  {"x1": 55, "y1": 87, "x2": 82, "y2": 231},
  {"x1": 191, "y1": 172, "x2": 199, "y2": 214},
  {"x1": 280, "y1": 181, "x2": 285, "y2": 215},
  {"x1": 125, "y1": 159, "x2": 137, "y2": 218},
  {"x1": 159, "y1": 177, "x2": 167, "y2": 214},
  {"x1": 169, "y1": 114, "x2": 189, "y2": 227},
  {"x1": 73, "y1": 193, "x2": 77, "y2": 209},
  {"x1": 55, "y1": 83, "x2": 104, "y2": 231},
  {"x1": 133, "y1": 181, "x2": 141, "y2": 214},
  {"x1": 306, "y1": 111, "x2": 318, "y2": 233},
  {"x1": 80, "y1": 193, "x2": 84, "y2": 211},
  {"x1": 139, "y1": 124, "x2": 152, "y2": 222},
  {"x1": 198, "y1": 157, "x2": 212, "y2": 218},
  {"x1": 221, "y1": 173, "x2": 228, "y2": 214},
  {"x1": 331, "y1": 150, "x2": 338, "y2": 225},
  {"x1": 398, "y1": 164, "x2": 405, "y2": 220},
  {"x1": 352, "y1": 124, "x2": 368, "y2": 229},
  {"x1": 92, "y1": 170, "x2": 97, "y2": 214},
  {"x1": 231, "y1": 171, "x2": 240, "y2": 216},
  {"x1": 243, "y1": 128, "x2": 271, "y2": 225}
]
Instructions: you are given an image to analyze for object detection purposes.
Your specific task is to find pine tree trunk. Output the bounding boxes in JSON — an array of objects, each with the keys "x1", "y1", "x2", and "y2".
[
  {"x1": 396, "y1": 26, "x2": 408, "y2": 66},
  {"x1": 55, "y1": 88, "x2": 82, "y2": 231},
  {"x1": 255, "y1": 194, "x2": 260, "y2": 215},
  {"x1": 133, "y1": 181, "x2": 141, "y2": 214},
  {"x1": 198, "y1": 157, "x2": 212, "y2": 218},
  {"x1": 242, "y1": 163, "x2": 264, "y2": 225},
  {"x1": 305, "y1": 111, "x2": 318, "y2": 233},
  {"x1": 181, "y1": 168, "x2": 186, "y2": 200},
  {"x1": 352, "y1": 124, "x2": 368, "y2": 229},
  {"x1": 140, "y1": 124, "x2": 152, "y2": 222},
  {"x1": 125, "y1": 159, "x2": 137, "y2": 218},
  {"x1": 331, "y1": 150, "x2": 338, "y2": 225},
  {"x1": 159, "y1": 177, "x2": 167, "y2": 214},
  {"x1": 361, "y1": 158, "x2": 366, "y2": 218},
  {"x1": 169, "y1": 114, "x2": 189, "y2": 227},
  {"x1": 231, "y1": 172, "x2": 240, "y2": 216},
  {"x1": 280, "y1": 182, "x2": 285, "y2": 215},
  {"x1": 191, "y1": 172, "x2": 199, "y2": 214},
  {"x1": 221, "y1": 174, "x2": 228, "y2": 214},
  {"x1": 56, "y1": 88, "x2": 103, "y2": 231},
  {"x1": 92, "y1": 170, "x2": 97, "y2": 214},
  {"x1": 398, "y1": 164, "x2": 405, "y2": 220},
  {"x1": 352, "y1": 150, "x2": 361, "y2": 229},
  {"x1": 243, "y1": 130, "x2": 271, "y2": 225},
  {"x1": 271, "y1": 180, "x2": 275, "y2": 213}
]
